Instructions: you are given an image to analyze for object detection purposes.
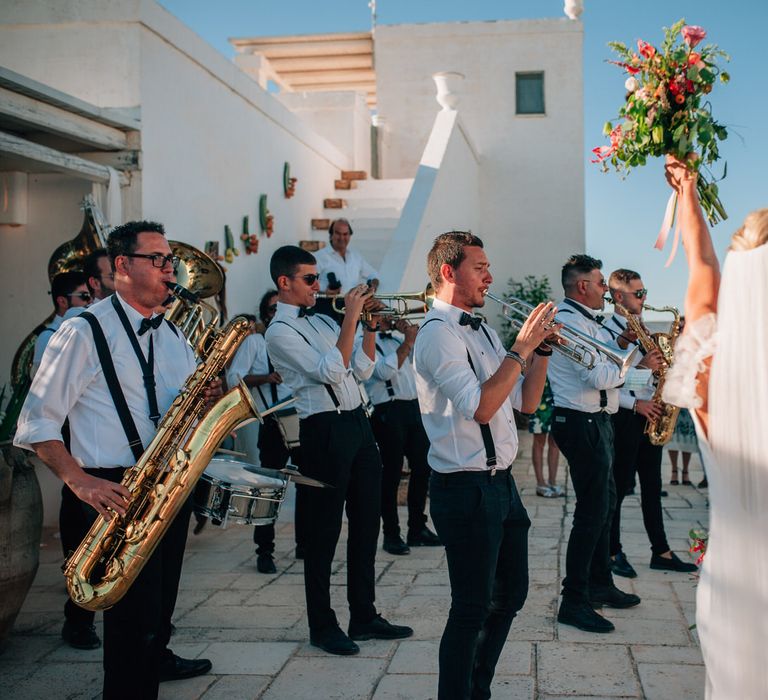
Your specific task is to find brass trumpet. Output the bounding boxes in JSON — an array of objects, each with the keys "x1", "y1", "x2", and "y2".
[
  {"x1": 315, "y1": 285, "x2": 435, "y2": 321},
  {"x1": 484, "y1": 292, "x2": 639, "y2": 377}
]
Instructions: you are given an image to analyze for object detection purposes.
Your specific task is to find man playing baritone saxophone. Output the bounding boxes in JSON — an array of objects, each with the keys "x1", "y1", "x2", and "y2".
[
  {"x1": 15, "y1": 222, "x2": 218, "y2": 700},
  {"x1": 606, "y1": 269, "x2": 697, "y2": 578},
  {"x1": 414, "y1": 231, "x2": 555, "y2": 700},
  {"x1": 265, "y1": 245, "x2": 413, "y2": 656}
]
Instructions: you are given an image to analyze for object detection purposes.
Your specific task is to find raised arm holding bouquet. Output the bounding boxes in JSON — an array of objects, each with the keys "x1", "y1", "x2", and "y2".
[{"x1": 592, "y1": 19, "x2": 730, "y2": 262}]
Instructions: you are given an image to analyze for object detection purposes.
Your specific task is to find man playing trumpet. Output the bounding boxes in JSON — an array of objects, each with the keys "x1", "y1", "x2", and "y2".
[{"x1": 414, "y1": 231, "x2": 555, "y2": 700}]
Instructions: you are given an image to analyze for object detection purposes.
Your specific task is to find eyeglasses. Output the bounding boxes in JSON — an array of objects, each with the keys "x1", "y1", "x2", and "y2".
[
  {"x1": 631, "y1": 288, "x2": 648, "y2": 299},
  {"x1": 293, "y1": 273, "x2": 320, "y2": 285},
  {"x1": 66, "y1": 292, "x2": 92, "y2": 301},
  {"x1": 124, "y1": 253, "x2": 180, "y2": 269},
  {"x1": 579, "y1": 278, "x2": 608, "y2": 288}
]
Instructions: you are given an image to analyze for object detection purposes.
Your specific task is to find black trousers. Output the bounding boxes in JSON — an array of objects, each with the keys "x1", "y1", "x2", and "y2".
[
  {"x1": 610, "y1": 408, "x2": 669, "y2": 556},
  {"x1": 429, "y1": 469, "x2": 530, "y2": 700},
  {"x1": 70, "y1": 467, "x2": 192, "y2": 700},
  {"x1": 61, "y1": 484, "x2": 97, "y2": 629},
  {"x1": 551, "y1": 408, "x2": 616, "y2": 603},
  {"x1": 370, "y1": 399, "x2": 430, "y2": 538},
  {"x1": 252, "y1": 417, "x2": 295, "y2": 554},
  {"x1": 298, "y1": 406, "x2": 382, "y2": 633}
]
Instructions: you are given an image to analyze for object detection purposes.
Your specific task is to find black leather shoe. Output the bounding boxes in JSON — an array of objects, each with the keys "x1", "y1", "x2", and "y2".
[
  {"x1": 257, "y1": 553, "x2": 277, "y2": 574},
  {"x1": 158, "y1": 654, "x2": 212, "y2": 682},
  {"x1": 698, "y1": 478, "x2": 708, "y2": 488},
  {"x1": 407, "y1": 527, "x2": 441, "y2": 547},
  {"x1": 557, "y1": 601, "x2": 615, "y2": 633},
  {"x1": 650, "y1": 551, "x2": 698, "y2": 573},
  {"x1": 310, "y1": 626, "x2": 360, "y2": 656},
  {"x1": 348, "y1": 614, "x2": 414, "y2": 641},
  {"x1": 61, "y1": 621, "x2": 101, "y2": 650},
  {"x1": 610, "y1": 551, "x2": 638, "y2": 578},
  {"x1": 383, "y1": 535, "x2": 410, "y2": 555},
  {"x1": 589, "y1": 584, "x2": 641, "y2": 609}
]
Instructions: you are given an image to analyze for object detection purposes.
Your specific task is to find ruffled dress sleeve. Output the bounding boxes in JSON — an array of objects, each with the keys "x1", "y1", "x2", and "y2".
[{"x1": 661, "y1": 313, "x2": 717, "y2": 409}]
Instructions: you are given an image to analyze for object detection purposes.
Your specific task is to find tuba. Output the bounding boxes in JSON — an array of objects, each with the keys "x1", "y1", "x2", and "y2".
[
  {"x1": 63, "y1": 291, "x2": 293, "y2": 611},
  {"x1": 164, "y1": 242, "x2": 224, "y2": 356},
  {"x1": 610, "y1": 301, "x2": 682, "y2": 445}
]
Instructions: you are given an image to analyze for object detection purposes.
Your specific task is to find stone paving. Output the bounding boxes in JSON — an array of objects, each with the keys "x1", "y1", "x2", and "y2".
[{"x1": 0, "y1": 434, "x2": 709, "y2": 699}]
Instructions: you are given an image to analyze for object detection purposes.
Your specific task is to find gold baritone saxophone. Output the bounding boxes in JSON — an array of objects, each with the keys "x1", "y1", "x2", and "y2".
[
  {"x1": 614, "y1": 302, "x2": 682, "y2": 446},
  {"x1": 64, "y1": 287, "x2": 268, "y2": 611}
]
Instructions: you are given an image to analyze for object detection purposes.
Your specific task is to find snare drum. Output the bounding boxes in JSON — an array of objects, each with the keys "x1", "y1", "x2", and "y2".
[{"x1": 193, "y1": 456, "x2": 287, "y2": 527}]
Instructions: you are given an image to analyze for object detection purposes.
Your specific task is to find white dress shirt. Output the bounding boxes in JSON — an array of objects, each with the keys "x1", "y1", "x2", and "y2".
[
  {"x1": 31, "y1": 306, "x2": 87, "y2": 378},
  {"x1": 414, "y1": 298, "x2": 523, "y2": 474},
  {"x1": 364, "y1": 332, "x2": 418, "y2": 405},
  {"x1": 314, "y1": 245, "x2": 378, "y2": 293},
  {"x1": 606, "y1": 313, "x2": 655, "y2": 408},
  {"x1": 264, "y1": 302, "x2": 375, "y2": 419},
  {"x1": 547, "y1": 298, "x2": 651, "y2": 413},
  {"x1": 226, "y1": 332, "x2": 292, "y2": 412},
  {"x1": 15, "y1": 292, "x2": 197, "y2": 469}
]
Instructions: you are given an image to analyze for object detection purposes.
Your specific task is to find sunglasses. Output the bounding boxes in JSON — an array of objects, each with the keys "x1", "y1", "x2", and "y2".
[
  {"x1": 66, "y1": 292, "x2": 92, "y2": 301},
  {"x1": 631, "y1": 288, "x2": 648, "y2": 299},
  {"x1": 579, "y1": 278, "x2": 608, "y2": 288},
  {"x1": 293, "y1": 273, "x2": 320, "y2": 285},
  {"x1": 124, "y1": 253, "x2": 180, "y2": 269}
]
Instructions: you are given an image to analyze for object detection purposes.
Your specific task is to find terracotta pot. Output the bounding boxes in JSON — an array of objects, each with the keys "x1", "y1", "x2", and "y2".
[{"x1": 0, "y1": 443, "x2": 43, "y2": 651}]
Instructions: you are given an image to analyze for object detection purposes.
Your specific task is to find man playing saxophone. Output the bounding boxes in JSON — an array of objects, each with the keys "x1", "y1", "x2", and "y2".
[
  {"x1": 15, "y1": 221, "x2": 216, "y2": 699},
  {"x1": 606, "y1": 269, "x2": 697, "y2": 578}
]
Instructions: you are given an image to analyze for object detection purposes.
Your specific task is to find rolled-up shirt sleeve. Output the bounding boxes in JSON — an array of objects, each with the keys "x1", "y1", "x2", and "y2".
[
  {"x1": 15, "y1": 321, "x2": 98, "y2": 450},
  {"x1": 417, "y1": 323, "x2": 481, "y2": 421},
  {"x1": 372, "y1": 348, "x2": 399, "y2": 382},
  {"x1": 352, "y1": 339, "x2": 375, "y2": 381}
]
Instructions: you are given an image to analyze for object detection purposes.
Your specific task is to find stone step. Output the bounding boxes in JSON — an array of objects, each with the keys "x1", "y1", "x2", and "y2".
[
  {"x1": 322, "y1": 206, "x2": 402, "y2": 219},
  {"x1": 341, "y1": 178, "x2": 413, "y2": 200},
  {"x1": 323, "y1": 198, "x2": 345, "y2": 209},
  {"x1": 340, "y1": 170, "x2": 368, "y2": 181},
  {"x1": 311, "y1": 218, "x2": 331, "y2": 230},
  {"x1": 334, "y1": 179, "x2": 356, "y2": 190}
]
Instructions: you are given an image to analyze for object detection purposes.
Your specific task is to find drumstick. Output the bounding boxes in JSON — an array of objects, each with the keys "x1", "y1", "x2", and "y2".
[{"x1": 216, "y1": 447, "x2": 248, "y2": 457}]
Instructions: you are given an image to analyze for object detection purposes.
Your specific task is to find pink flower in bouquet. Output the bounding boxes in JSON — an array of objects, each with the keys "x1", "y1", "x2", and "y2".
[
  {"x1": 637, "y1": 39, "x2": 656, "y2": 59},
  {"x1": 688, "y1": 52, "x2": 701, "y2": 65},
  {"x1": 681, "y1": 25, "x2": 706, "y2": 48}
]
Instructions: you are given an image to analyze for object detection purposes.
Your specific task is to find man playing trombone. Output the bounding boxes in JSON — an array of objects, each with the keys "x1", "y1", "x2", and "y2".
[
  {"x1": 414, "y1": 231, "x2": 555, "y2": 700},
  {"x1": 549, "y1": 255, "x2": 656, "y2": 634}
]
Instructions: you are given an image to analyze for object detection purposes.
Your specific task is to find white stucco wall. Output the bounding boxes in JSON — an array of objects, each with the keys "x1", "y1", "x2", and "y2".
[{"x1": 374, "y1": 19, "x2": 585, "y2": 295}]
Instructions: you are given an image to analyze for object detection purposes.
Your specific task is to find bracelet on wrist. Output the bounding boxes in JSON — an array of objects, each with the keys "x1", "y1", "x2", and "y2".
[
  {"x1": 362, "y1": 321, "x2": 379, "y2": 332},
  {"x1": 534, "y1": 345, "x2": 553, "y2": 357},
  {"x1": 505, "y1": 350, "x2": 527, "y2": 372}
]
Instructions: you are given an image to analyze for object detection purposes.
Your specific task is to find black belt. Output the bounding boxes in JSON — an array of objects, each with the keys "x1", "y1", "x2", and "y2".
[
  {"x1": 553, "y1": 406, "x2": 612, "y2": 420},
  {"x1": 431, "y1": 466, "x2": 512, "y2": 485}
]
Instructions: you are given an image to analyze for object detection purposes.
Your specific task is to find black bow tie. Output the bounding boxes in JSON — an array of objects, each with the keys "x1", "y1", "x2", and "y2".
[
  {"x1": 138, "y1": 314, "x2": 164, "y2": 336},
  {"x1": 593, "y1": 314, "x2": 605, "y2": 324},
  {"x1": 379, "y1": 331, "x2": 393, "y2": 340},
  {"x1": 297, "y1": 306, "x2": 316, "y2": 318},
  {"x1": 459, "y1": 312, "x2": 482, "y2": 331}
]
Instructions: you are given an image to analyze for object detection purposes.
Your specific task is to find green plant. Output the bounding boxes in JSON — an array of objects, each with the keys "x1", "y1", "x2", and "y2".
[{"x1": 500, "y1": 275, "x2": 553, "y2": 348}]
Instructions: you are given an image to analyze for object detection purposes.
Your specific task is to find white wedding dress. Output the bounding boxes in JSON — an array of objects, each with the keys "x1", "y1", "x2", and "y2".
[{"x1": 663, "y1": 244, "x2": 768, "y2": 700}]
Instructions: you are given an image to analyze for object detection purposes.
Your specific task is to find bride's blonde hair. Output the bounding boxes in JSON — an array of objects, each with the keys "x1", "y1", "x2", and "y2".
[{"x1": 730, "y1": 208, "x2": 768, "y2": 251}]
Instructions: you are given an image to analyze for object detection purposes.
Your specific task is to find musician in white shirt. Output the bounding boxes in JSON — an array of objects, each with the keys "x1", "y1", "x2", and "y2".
[
  {"x1": 606, "y1": 269, "x2": 697, "y2": 578},
  {"x1": 414, "y1": 231, "x2": 554, "y2": 700},
  {"x1": 548, "y1": 254, "x2": 655, "y2": 634},
  {"x1": 364, "y1": 317, "x2": 440, "y2": 556},
  {"x1": 15, "y1": 221, "x2": 216, "y2": 698},
  {"x1": 265, "y1": 245, "x2": 413, "y2": 657}
]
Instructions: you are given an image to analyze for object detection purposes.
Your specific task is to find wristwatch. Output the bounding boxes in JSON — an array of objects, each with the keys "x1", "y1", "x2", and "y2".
[{"x1": 505, "y1": 350, "x2": 527, "y2": 372}]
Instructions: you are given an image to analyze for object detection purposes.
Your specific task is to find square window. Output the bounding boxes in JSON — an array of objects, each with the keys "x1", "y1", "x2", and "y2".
[{"x1": 516, "y1": 72, "x2": 545, "y2": 115}]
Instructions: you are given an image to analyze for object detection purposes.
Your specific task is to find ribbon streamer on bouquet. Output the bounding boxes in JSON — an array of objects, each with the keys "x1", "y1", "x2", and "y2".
[{"x1": 654, "y1": 192, "x2": 682, "y2": 267}]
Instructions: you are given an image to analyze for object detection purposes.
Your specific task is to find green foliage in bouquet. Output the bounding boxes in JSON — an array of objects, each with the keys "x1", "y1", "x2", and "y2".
[{"x1": 593, "y1": 19, "x2": 730, "y2": 224}]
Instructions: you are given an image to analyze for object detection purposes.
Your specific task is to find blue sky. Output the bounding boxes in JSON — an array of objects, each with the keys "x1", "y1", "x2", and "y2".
[{"x1": 158, "y1": 0, "x2": 767, "y2": 311}]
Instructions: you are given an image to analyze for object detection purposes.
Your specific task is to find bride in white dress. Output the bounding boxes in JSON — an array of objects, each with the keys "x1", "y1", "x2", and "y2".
[{"x1": 661, "y1": 156, "x2": 768, "y2": 699}]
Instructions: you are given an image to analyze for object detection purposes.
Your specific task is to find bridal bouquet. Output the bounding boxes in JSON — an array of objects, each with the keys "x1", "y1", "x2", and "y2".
[{"x1": 592, "y1": 20, "x2": 730, "y2": 230}]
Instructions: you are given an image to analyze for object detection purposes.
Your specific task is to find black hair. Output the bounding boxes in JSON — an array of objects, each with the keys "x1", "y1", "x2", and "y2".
[
  {"x1": 270, "y1": 245, "x2": 316, "y2": 285},
  {"x1": 258, "y1": 289, "x2": 279, "y2": 324},
  {"x1": 82, "y1": 248, "x2": 108, "y2": 293},
  {"x1": 50, "y1": 270, "x2": 88, "y2": 310},
  {"x1": 106, "y1": 221, "x2": 166, "y2": 270},
  {"x1": 426, "y1": 230, "x2": 484, "y2": 289},
  {"x1": 561, "y1": 254, "x2": 603, "y2": 291},
  {"x1": 328, "y1": 218, "x2": 353, "y2": 237}
]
